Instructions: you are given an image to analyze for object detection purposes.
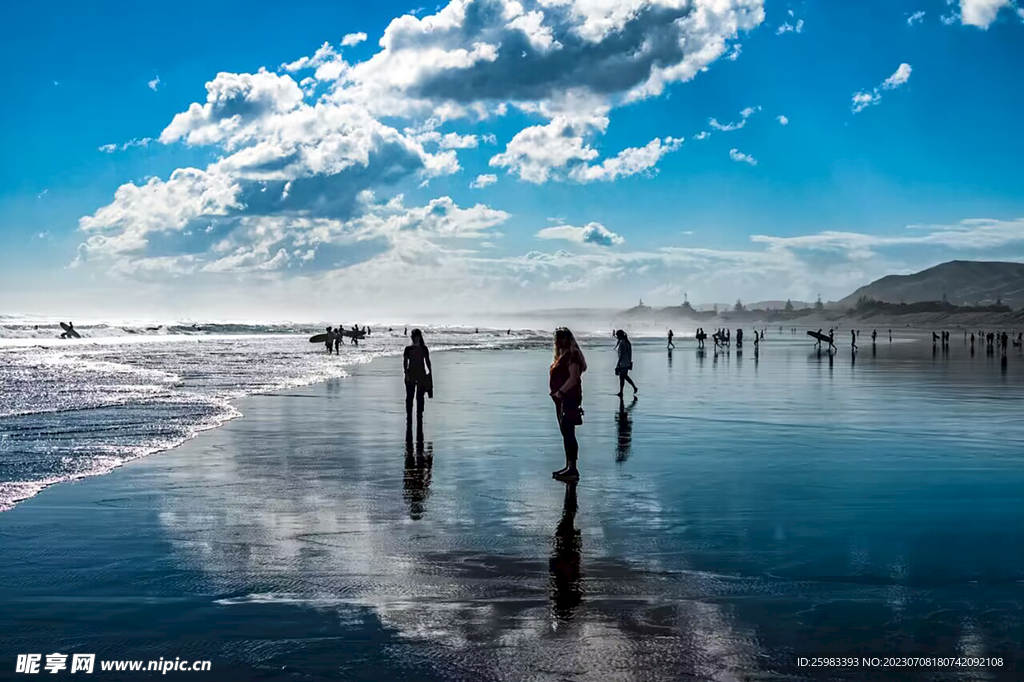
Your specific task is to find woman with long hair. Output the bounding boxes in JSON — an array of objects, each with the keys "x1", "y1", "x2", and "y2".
[
  {"x1": 550, "y1": 328, "x2": 587, "y2": 481},
  {"x1": 614, "y1": 329, "x2": 638, "y2": 397},
  {"x1": 404, "y1": 328, "x2": 432, "y2": 429}
]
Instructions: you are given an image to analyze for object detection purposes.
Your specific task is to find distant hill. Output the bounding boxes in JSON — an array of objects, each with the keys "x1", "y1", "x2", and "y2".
[{"x1": 837, "y1": 260, "x2": 1024, "y2": 310}]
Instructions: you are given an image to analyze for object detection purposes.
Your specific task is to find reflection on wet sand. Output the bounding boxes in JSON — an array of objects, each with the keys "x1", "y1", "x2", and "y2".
[
  {"x1": 404, "y1": 430, "x2": 433, "y2": 521},
  {"x1": 549, "y1": 483, "x2": 582, "y2": 622},
  {"x1": 144, "y1": 348, "x2": 1024, "y2": 678},
  {"x1": 615, "y1": 396, "x2": 636, "y2": 464}
]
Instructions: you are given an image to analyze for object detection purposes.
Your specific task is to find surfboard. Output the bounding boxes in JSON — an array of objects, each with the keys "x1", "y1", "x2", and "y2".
[
  {"x1": 807, "y1": 330, "x2": 831, "y2": 344},
  {"x1": 311, "y1": 330, "x2": 366, "y2": 343},
  {"x1": 60, "y1": 322, "x2": 81, "y2": 339}
]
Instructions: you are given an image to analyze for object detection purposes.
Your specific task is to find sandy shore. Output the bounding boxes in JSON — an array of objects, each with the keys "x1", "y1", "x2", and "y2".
[{"x1": 3, "y1": 343, "x2": 1024, "y2": 680}]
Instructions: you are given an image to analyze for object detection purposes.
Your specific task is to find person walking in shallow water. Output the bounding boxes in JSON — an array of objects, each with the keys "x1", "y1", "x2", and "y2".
[
  {"x1": 667, "y1": 329, "x2": 674, "y2": 350},
  {"x1": 614, "y1": 330, "x2": 638, "y2": 397},
  {"x1": 550, "y1": 328, "x2": 587, "y2": 481},
  {"x1": 851, "y1": 329, "x2": 858, "y2": 350},
  {"x1": 403, "y1": 329, "x2": 432, "y2": 430}
]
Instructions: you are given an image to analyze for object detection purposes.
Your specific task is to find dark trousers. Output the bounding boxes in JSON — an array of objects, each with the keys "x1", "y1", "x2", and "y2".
[
  {"x1": 553, "y1": 399, "x2": 579, "y2": 462},
  {"x1": 406, "y1": 379, "x2": 427, "y2": 422}
]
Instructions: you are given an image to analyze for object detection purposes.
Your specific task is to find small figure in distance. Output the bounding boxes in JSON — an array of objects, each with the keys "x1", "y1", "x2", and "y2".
[{"x1": 667, "y1": 329, "x2": 674, "y2": 350}]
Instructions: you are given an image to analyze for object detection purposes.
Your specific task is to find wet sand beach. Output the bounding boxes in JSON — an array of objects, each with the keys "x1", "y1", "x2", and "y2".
[{"x1": 3, "y1": 339, "x2": 1024, "y2": 680}]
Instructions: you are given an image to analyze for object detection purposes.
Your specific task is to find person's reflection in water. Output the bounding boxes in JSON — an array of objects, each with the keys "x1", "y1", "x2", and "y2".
[
  {"x1": 615, "y1": 396, "x2": 637, "y2": 463},
  {"x1": 549, "y1": 482, "x2": 583, "y2": 622},
  {"x1": 403, "y1": 429, "x2": 433, "y2": 521}
]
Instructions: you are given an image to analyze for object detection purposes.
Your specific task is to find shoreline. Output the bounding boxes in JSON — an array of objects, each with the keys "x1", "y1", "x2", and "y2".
[{"x1": 0, "y1": 341, "x2": 403, "y2": 513}]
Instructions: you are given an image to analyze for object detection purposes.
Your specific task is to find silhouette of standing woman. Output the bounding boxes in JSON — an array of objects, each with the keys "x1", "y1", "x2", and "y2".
[
  {"x1": 550, "y1": 328, "x2": 587, "y2": 481},
  {"x1": 614, "y1": 330, "x2": 638, "y2": 397},
  {"x1": 404, "y1": 329, "x2": 432, "y2": 431}
]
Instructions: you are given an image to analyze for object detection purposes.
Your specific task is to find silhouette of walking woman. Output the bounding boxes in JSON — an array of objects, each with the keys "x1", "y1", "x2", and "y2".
[
  {"x1": 614, "y1": 330, "x2": 638, "y2": 397},
  {"x1": 550, "y1": 328, "x2": 587, "y2": 481}
]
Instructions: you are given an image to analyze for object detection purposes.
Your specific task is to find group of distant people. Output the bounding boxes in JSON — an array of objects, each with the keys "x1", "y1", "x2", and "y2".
[
  {"x1": 968, "y1": 329, "x2": 1022, "y2": 353},
  {"x1": 699, "y1": 327, "x2": 767, "y2": 350},
  {"x1": 810, "y1": 327, "x2": 894, "y2": 353},
  {"x1": 323, "y1": 324, "x2": 375, "y2": 353}
]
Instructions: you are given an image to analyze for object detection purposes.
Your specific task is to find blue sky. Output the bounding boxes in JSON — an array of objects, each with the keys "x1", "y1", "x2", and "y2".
[{"x1": 1, "y1": 0, "x2": 1023, "y2": 319}]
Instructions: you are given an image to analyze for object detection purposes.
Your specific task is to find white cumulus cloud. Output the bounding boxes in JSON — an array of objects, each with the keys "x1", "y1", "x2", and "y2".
[
  {"x1": 470, "y1": 173, "x2": 497, "y2": 189},
  {"x1": 776, "y1": 19, "x2": 804, "y2": 34},
  {"x1": 75, "y1": 0, "x2": 767, "y2": 298},
  {"x1": 537, "y1": 222, "x2": 625, "y2": 247},
  {"x1": 708, "y1": 105, "x2": 760, "y2": 132},
  {"x1": 98, "y1": 138, "x2": 154, "y2": 153},
  {"x1": 883, "y1": 63, "x2": 913, "y2": 89},
  {"x1": 960, "y1": 0, "x2": 1013, "y2": 27},
  {"x1": 729, "y1": 148, "x2": 757, "y2": 166},
  {"x1": 569, "y1": 137, "x2": 683, "y2": 183},
  {"x1": 852, "y1": 63, "x2": 912, "y2": 113},
  {"x1": 341, "y1": 32, "x2": 368, "y2": 47}
]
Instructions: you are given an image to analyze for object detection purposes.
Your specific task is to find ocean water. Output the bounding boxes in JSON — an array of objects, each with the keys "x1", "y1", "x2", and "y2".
[{"x1": 0, "y1": 321, "x2": 543, "y2": 511}]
